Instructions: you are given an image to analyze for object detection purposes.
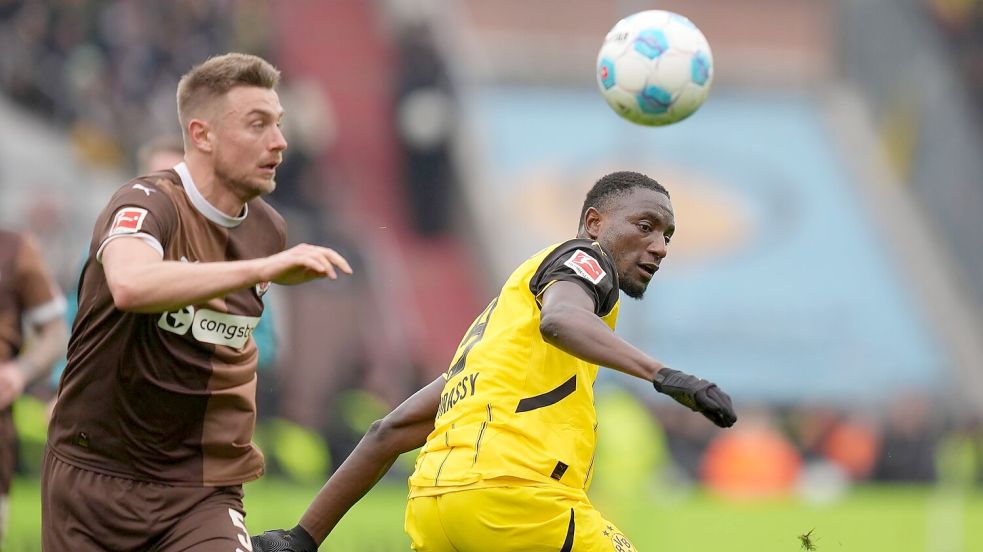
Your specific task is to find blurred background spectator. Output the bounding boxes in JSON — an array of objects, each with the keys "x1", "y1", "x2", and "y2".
[{"x1": 1, "y1": 0, "x2": 983, "y2": 550}]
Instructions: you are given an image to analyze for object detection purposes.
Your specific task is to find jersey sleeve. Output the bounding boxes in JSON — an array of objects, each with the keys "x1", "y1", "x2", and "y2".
[
  {"x1": 528, "y1": 239, "x2": 619, "y2": 316},
  {"x1": 94, "y1": 179, "x2": 178, "y2": 263},
  {"x1": 14, "y1": 234, "x2": 66, "y2": 326}
]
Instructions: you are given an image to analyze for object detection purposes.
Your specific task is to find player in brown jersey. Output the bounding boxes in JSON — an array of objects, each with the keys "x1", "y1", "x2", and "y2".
[
  {"x1": 43, "y1": 53, "x2": 353, "y2": 551},
  {"x1": 0, "y1": 230, "x2": 67, "y2": 548}
]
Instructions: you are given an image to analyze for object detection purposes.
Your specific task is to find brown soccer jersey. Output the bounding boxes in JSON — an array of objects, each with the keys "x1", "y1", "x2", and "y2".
[
  {"x1": 47, "y1": 163, "x2": 287, "y2": 486},
  {"x1": 0, "y1": 230, "x2": 65, "y2": 494}
]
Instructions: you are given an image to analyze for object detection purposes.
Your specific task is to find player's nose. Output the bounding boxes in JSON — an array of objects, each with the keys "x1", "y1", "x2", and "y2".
[
  {"x1": 647, "y1": 236, "x2": 668, "y2": 259},
  {"x1": 269, "y1": 125, "x2": 288, "y2": 152}
]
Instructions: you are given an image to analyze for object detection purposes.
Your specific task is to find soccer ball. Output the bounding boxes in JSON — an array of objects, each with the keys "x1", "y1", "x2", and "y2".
[{"x1": 596, "y1": 10, "x2": 714, "y2": 126}]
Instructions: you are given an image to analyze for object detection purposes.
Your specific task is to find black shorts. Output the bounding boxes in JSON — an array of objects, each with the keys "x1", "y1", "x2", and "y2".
[{"x1": 41, "y1": 450, "x2": 252, "y2": 551}]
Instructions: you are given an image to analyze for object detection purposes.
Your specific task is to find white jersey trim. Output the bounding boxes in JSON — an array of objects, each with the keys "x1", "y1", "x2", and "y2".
[
  {"x1": 174, "y1": 162, "x2": 247, "y2": 228},
  {"x1": 24, "y1": 294, "x2": 67, "y2": 326},
  {"x1": 96, "y1": 233, "x2": 164, "y2": 263}
]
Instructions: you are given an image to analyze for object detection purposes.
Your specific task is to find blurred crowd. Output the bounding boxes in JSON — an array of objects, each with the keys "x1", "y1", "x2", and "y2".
[
  {"x1": 1, "y1": 0, "x2": 980, "y2": 498},
  {"x1": 0, "y1": 0, "x2": 271, "y2": 168},
  {"x1": 925, "y1": 0, "x2": 983, "y2": 119}
]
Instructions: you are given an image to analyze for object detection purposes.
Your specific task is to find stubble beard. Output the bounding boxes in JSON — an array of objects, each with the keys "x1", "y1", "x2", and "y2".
[
  {"x1": 618, "y1": 271, "x2": 647, "y2": 300},
  {"x1": 215, "y1": 159, "x2": 272, "y2": 201}
]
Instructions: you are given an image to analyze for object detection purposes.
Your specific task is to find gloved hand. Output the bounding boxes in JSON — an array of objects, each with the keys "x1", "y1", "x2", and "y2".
[
  {"x1": 653, "y1": 368, "x2": 737, "y2": 428},
  {"x1": 250, "y1": 525, "x2": 318, "y2": 552}
]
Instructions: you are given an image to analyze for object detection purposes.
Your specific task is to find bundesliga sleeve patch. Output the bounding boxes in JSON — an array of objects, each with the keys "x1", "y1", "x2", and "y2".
[
  {"x1": 110, "y1": 207, "x2": 148, "y2": 235},
  {"x1": 563, "y1": 250, "x2": 607, "y2": 284}
]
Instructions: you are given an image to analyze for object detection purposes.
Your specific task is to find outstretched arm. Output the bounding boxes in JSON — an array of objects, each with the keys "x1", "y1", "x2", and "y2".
[
  {"x1": 539, "y1": 280, "x2": 736, "y2": 428},
  {"x1": 539, "y1": 280, "x2": 662, "y2": 381},
  {"x1": 251, "y1": 376, "x2": 443, "y2": 551},
  {"x1": 102, "y1": 239, "x2": 351, "y2": 313}
]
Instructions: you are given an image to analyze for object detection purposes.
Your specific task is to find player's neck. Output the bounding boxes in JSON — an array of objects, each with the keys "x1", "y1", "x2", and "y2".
[{"x1": 184, "y1": 157, "x2": 249, "y2": 218}]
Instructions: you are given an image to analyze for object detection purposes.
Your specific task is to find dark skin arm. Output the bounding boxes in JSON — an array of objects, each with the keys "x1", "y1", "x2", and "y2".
[
  {"x1": 266, "y1": 277, "x2": 721, "y2": 547},
  {"x1": 297, "y1": 376, "x2": 444, "y2": 543},
  {"x1": 539, "y1": 280, "x2": 664, "y2": 381}
]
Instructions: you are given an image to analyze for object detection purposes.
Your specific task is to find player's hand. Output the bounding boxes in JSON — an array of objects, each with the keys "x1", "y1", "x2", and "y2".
[
  {"x1": 0, "y1": 362, "x2": 28, "y2": 410},
  {"x1": 259, "y1": 243, "x2": 353, "y2": 286},
  {"x1": 251, "y1": 525, "x2": 318, "y2": 552},
  {"x1": 653, "y1": 368, "x2": 737, "y2": 428}
]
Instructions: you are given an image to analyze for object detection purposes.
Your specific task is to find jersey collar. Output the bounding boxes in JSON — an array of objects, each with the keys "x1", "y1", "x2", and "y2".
[{"x1": 173, "y1": 162, "x2": 248, "y2": 228}]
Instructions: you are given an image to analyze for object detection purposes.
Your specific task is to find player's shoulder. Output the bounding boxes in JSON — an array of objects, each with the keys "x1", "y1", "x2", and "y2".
[
  {"x1": 539, "y1": 238, "x2": 615, "y2": 272},
  {"x1": 547, "y1": 238, "x2": 609, "y2": 258},
  {"x1": 110, "y1": 170, "x2": 182, "y2": 204},
  {"x1": 246, "y1": 196, "x2": 286, "y2": 227}
]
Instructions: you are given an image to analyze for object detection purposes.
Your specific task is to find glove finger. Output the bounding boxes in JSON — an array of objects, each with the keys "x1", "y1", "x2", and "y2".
[
  {"x1": 695, "y1": 387, "x2": 730, "y2": 427},
  {"x1": 694, "y1": 389, "x2": 725, "y2": 426},
  {"x1": 706, "y1": 387, "x2": 737, "y2": 426}
]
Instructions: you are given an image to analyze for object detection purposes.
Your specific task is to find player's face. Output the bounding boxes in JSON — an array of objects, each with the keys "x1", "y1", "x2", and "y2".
[
  {"x1": 593, "y1": 188, "x2": 674, "y2": 299},
  {"x1": 211, "y1": 86, "x2": 287, "y2": 198}
]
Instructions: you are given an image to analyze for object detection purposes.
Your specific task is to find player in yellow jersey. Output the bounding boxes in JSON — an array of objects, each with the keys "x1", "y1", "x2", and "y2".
[{"x1": 253, "y1": 171, "x2": 737, "y2": 551}]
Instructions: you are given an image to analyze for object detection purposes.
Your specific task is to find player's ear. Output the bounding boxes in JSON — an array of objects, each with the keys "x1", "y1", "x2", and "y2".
[
  {"x1": 188, "y1": 118, "x2": 214, "y2": 153},
  {"x1": 584, "y1": 207, "x2": 603, "y2": 239}
]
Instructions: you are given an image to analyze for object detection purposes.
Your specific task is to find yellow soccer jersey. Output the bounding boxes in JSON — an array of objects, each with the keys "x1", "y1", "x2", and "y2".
[{"x1": 409, "y1": 239, "x2": 620, "y2": 495}]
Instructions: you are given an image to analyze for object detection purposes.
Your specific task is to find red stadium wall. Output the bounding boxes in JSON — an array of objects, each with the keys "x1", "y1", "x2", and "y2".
[{"x1": 271, "y1": 1, "x2": 482, "y2": 411}]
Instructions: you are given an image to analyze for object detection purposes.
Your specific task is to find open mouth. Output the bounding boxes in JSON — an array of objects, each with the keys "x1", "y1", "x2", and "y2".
[
  {"x1": 638, "y1": 263, "x2": 658, "y2": 278},
  {"x1": 259, "y1": 160, "x2": 280, "y2": 172}
]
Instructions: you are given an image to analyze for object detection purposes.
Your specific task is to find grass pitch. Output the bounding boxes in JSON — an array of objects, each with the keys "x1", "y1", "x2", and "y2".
[{"x1": 7, "y1": 476, "x2": 982, "y2": 551}]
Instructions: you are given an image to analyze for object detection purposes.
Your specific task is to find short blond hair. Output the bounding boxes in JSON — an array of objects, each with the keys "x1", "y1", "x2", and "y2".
[{"x1": 176, "y1": 53, "x2": 281, "y2": 135}]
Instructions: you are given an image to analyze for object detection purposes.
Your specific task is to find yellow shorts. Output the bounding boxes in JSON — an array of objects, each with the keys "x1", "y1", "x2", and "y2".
[{"x1": 405, "y1": 485, "x2": 638, "y2": 551}]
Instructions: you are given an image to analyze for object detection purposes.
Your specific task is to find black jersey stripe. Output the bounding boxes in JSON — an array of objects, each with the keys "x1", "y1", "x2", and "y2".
[
  {"x1": 560, "y1": 508, "x2": 576, "y2": 552},
  {"x1": 516, "y1": 375, "x2": 577, "y2": 413}
]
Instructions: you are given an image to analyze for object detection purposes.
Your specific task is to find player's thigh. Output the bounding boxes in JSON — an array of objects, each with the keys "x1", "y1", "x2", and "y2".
[
  {"x1": 438, "y1": 486, "x2": 638, "y2": 552},
  {"x1": 154, "y1": 487, "x2": 249, "y2": 552},
  {"x1": 41, "y1": 451, "x2": 154, "y2": 551},
  {"x1": 405, "y1": 496, "x2": 458, "y2": 552},
  {"x1": 567, "y1": 501, "x2": 638, "y2": 552}
]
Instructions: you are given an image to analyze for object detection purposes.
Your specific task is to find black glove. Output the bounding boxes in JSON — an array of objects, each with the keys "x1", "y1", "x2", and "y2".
[
  {"x1": 653, "y1": 368, "x2": 737, "y2": 428},
  {"x1": 250, "y1": 525, "x2": 318, "y2": 552}
]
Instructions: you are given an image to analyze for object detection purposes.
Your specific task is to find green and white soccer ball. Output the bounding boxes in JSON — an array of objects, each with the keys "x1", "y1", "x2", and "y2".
[{"x1": 596, "y1": 10, "x2": 714, "y2": 126}]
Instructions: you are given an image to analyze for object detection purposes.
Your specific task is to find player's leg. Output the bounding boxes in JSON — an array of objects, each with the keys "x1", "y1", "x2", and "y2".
[
  {"x1": 405, "y1": 495, "x2": 459, "y2": 551},
  {"x1": 434, "y1": 485, "x2": 639, "y2": 552},
  {"x1": 41, "y1": 451, "x2": 157, "y2": 551},
  {"x1": 153, "y1": 486, "x2": 250, "y2": 552},
  {"x1": 566, "y1": 501, "x2": 638, "y2": 552}
]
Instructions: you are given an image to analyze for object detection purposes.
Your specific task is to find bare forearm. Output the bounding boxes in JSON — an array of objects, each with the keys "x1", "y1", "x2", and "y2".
[
  {"x1": 17, "y1": 318, "x2": 68, "y2": 382},
  {"x1": 299, "y1": 377, "x2": 442, "y2": 543},
  {"x1": 298, "y1": 427, "x2": 402, "y2": 542},
  {"x1": 541, "y1": 306, "x2": 662, "y2": 381},
  {"x1": 108, "y1": 258, "x2": 263, "y2": 313},
  {"x1": 299, "y1": 418, "x2": 432, "y2": 542}
]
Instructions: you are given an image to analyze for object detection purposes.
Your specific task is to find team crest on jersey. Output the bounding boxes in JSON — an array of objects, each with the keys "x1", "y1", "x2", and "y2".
[
  {"x1": 602, "y1": 525, "x2": 635, "y2": 552},
  {"x1": 110, "y1": 207, "x2": 148, "y2": 235},
  {"x1": 564, "y1": 250, "x2": 606, "y2": 284},
  {"x1": 255, "y1": 281, "x2": 271, "y2": 297}
]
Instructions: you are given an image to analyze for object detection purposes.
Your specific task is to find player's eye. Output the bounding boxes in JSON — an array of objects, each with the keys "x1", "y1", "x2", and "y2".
[
  {"x1": 251, "y1": 120, "x2": 266, "y2": 130},
  {"x1": 637, "y1": 221, "x2": 653, "y2": 233},
  {"x1": 664, "y1": 233, "x2": 673, "y2": 245}
]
